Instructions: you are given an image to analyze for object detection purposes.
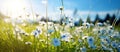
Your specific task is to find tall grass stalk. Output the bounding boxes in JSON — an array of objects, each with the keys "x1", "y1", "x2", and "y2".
[
  {"x1": 29, "y1": 0, "x2": 35, "y2": 21},
  {"x1": 44, "y1": 0, "x2": 49, "y2": 51},
  {"x1": 29, "y1": 0, "x2": 36, "y2": 52},
  {"x1": 112, "y1": 10, "x2": 120, "y2": 27}
]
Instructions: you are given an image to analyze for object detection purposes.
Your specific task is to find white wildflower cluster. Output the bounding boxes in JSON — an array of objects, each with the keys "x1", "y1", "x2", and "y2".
[{"x1": 13, "y1": 25, "x2": 28, "y2": 41}]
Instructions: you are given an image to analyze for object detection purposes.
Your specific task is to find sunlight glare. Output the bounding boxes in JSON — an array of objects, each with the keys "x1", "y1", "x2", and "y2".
[{"x1": 1, "y1": 0, "x2": 28, "y2": 18}]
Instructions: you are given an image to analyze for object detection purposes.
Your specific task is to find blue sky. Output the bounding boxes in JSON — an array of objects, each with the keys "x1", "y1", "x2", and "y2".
[
  {"x1": 29, "y1": 0, "x2": 120, "y2": 20},
  {"x1": 61, "y1": 0, "x2": 120, "y2": 11},
  {"x1": 0, "y1": 0, "x2": 120, "y2": 21}
]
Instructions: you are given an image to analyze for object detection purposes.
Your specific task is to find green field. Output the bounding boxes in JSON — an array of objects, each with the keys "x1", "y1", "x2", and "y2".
[{"x1": 0, "y1": 17, "x2": 120, "y2": 52}]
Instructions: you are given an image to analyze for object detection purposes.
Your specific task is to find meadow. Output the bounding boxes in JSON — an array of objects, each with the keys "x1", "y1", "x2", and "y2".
[
  {"x1": 0, "y1": 0, "x2": 120, "y2": 52},
  {"x1": 0, "y1": 16, "x2": 120, "y2": 52}
]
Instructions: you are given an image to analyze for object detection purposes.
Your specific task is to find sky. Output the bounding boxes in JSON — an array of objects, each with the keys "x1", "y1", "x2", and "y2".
[{"x1": 0, "y1": 0, "x2": 120, "y2": 21}]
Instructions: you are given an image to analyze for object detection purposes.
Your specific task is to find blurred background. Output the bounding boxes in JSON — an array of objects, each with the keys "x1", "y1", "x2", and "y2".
[{"x1": 0, "y1": 0, "x2": 120, "y2": 26}]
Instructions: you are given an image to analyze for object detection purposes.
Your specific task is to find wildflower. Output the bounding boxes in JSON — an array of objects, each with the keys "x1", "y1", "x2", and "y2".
[
  {"x1": 111, "y1": 41, "x2": 118, "y2": 48},
  {"x1": 117, "y1": 46, "x2": 120, "y2": 52},
  {"x1": 68, "y1": 22, "x2": 74, "y2": 27},
  {"x1": 75, "y1": 27, "x2": 83, "y2": 33},
  {"x1": 60, "y1": 32, "x2": 72, "y2": 42},
  {"x1": 82, "y1": 36, "x2": 88, "y2": 40},
  {"x1": 82, "y1": 22, "x2": 89, "y2": 26},
  {"x1": 108, "y1": 26, "x2": 114, "y2": 30},
  {"x1": 59, "y1": 6, "x2": 64, "y2": 10},
  {"x1": 54, "y1": 24, "x2": 59, "y2": 31},
  {"x1": 39, "y1": 21, "x2": 46, "y2": 26},
  {"x1": 82, "y1": 22, "x2": 90, "y2": 28},
  {"x1": 101, "y1": 43, "x2": 113, "y2": 51},
  {"x1": 104, "y1": 37, "x2": 111, "y2": 44},
  {"x1": 100, "y1": 36, "x2": 111, "y2": 46},
  {"x1": 99, "y1": 28, "x2": 107, "y2": 35},
  {"x1": 101, "y1": 36, "x2": 113, "y2": 51},
  {"x1": 61, "y1": 34, "x2": 67, "y2": 39},
  {"x1": 80, "y1": 47, "x2": 87, "y2": 52},
  {"x1": 93, "y1": 28, "x2": 99, "y2": 34},
  {"x1": 25, "y1": 42, "x2": 32, "y2": 45},
  {"x1": 32, "y1": 30, "x2": 39, "y2": 36},
  {"x1": 36, "y1": 28, "x2": 42, "y2": 34},
  {"x1": 111, "y1": 34, "x2": 119, "y2": 38},
  {"x1": 97, "y1": 22, "x2": 103, "y2": 26},
  {"x1": 24, "y1": 33, "x2": 29, "y2": 36},
  {"x1": 14, "y1": 26, "x2": 21, "y2": 33},
  {"x1": 87, "y1": 37, "x2": 96, "y2": 49},
  {"x1": 31, "y1": 27, "x2": 42, "y2": 37},
  {"x1": 111, "y1": 32, "x2": 120, "y2": 38},
  {"x1": 90, "y1": 23, "x2": 94, "y2": 27},
  {"x1": 52, "y1": 38, "x2": 61, "y2": 47},
  {"x1": 101, "y1": 44, "x2": 108, "y2": 50},
  {"x1": 20, "y1": 31, "x2": 29, "y2": 36},
  {"x1": 39, "y1": 39, "x2": 45, "y2": 42},
  {"x1": 64, "y1": 17, "x2": 70, "y2": 25},
  {"x1": 107, "y1": 29, "x2": 114, "y2": 36},
  {"x1": 74, "y1": 29, "x2": 83, "y2": 36},
  {"x1": 47, "y1": 29, "x2": 54, "y2": 34},
  {"x1": 48, "y1": 22, "x2": 54, "y2": 28}
]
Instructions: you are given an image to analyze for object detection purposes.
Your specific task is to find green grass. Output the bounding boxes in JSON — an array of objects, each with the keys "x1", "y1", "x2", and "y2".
[{"x1": 0, "y1": 19, "x2": 120, "y2": 52}]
